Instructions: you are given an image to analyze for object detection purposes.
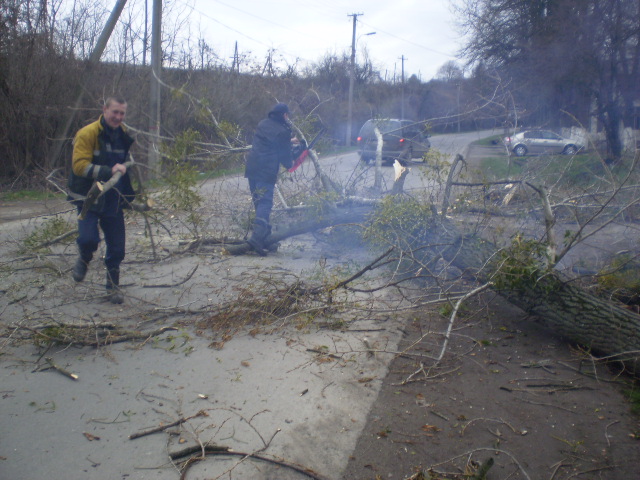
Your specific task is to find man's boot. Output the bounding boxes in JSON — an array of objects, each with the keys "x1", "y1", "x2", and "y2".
[
  {"x1": 72, "y1": 257, "x2": 90, "y2": 282},
  {"x1": 265, "y1": 223, "x2": 279, "y2": 252},
  {"x1": 106, "y1": 269, "x2": 124, "y2": 304},
  {"x1": 247, "y1": 218, "x2": 269, "y2": 256}
]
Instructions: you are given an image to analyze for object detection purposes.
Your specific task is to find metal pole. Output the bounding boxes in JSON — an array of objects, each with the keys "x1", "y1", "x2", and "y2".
[
  {"x1": 400, "y1": 55, "x2": 406, "y2": 119},
  {"x1": 346, "y1": 13, "x2": 360, "y2": 147},
  {"x1": 457, "y1": 82, "x2": 461, "y2": 132},
  {"x1": 148, "y1": 0, "x2": 162, "y2": 176}
]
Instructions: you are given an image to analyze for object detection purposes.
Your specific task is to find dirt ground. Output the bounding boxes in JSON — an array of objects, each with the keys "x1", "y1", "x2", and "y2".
[
  {"x1": 341, "y1": 146, "x2": 640, "y2": 480},
  {"x1": 1, "y1": 144, "x2": 640, "y2": 480},
  {"x1": 343, "y1": 293, "x2": 640, "y2": 480}
]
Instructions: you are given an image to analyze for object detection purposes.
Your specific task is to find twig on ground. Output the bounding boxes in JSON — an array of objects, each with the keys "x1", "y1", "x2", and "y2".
[
  {"x1": 549, "y1": 459, "x2": 573, "y2": 480},
  {"x1": 129, "y1": 410, "x2": 209, "y2": 440},
  {"x1": 23, "y1": 325, "x2": 178, "y2": 347},
  {"x1": 171, "y1": 445, "x2": 331, "y2": 480},
  {"x1": 169, "y1": 443, "x2": 230, "y2": 460},
  {"x1": 430, "y1": 410, "x2": 450, "y2": 421},
  {"x1": 566, "y1": 465, "x2": 616, "y2": 479},
  {"x1": 514, "y1": 397, "x2": 580, "y2": 413},
  {"x1": 306, "y1": 348, "x2": 342, "y2": 360},
  {"x1": 44, "y1": 357, "x2": 79, "y2": 381},
  {"x1": 430, "y1": 447, "x2": 531, "y2": 480},
  {"x1": 461, "y1": 417, "x2": 526, "y2": 436},
  {"x1": 33, "y1": 229, "x2": 78, "y2": 250},
  {"x1": 436, "y1": 282, "x2": 493, "y2": 364},
  {"x1": 604, "y1": 420, "x2": 620, "y2": 448},
  {"x1": 328, "y1": 247, "x2": 395, "y2": 293},
  {"x1": 142, "y1": 265, "x2": 199, "y2": 288}
]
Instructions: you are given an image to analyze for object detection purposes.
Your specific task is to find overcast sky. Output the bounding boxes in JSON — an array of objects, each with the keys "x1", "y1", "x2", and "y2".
[{"x1": 187, "y1": 0, "x2": 465, "y2": 81}]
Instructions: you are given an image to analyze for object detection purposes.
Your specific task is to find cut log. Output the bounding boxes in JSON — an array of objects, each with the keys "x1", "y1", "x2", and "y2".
[
  {"x1": 223, "y1": 208, "x2": 370, "y2": 255},
  {"x1": 436, "y1": 223, "x2": 640, "y2": 374},
  {"x1": 391, "y1": 160, "x2": 410, "y2": 195},
  {"x1": 78, "y1": 160, "x2": 135, "y2": 220},
  {"x1": 226, "y1": 200, "x2": 640, "y2": 374}
]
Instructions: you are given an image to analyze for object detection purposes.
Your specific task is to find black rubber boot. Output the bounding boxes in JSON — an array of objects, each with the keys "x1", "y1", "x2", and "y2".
[
  {"x1": 247, "y1": 218, "x2": 269, "y2": 256},
  {"x1": 72, "y1": 257, "x2": 90, "y2": 282},
  {"x1": 264, "y1": 223, "x2": 280, "y2": 252},
  {"x1": 106, "y1": 269, "x2": 124, "y2": 304}
]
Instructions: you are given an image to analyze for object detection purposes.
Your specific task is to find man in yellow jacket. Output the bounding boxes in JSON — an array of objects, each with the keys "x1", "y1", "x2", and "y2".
[{"x1": 67, "y1": 97, "x2": 135, "y2": 304}]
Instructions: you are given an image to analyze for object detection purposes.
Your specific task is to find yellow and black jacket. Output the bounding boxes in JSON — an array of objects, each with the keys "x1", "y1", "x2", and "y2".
[{"x1": 68, "y1": 115, "x2": 135, "y2": 213}]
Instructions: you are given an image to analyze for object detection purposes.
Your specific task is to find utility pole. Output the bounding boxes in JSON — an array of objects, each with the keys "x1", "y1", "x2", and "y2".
[
  {"x1": 142, "y1": 0, "x2": 148, "y2": 66},
  {"x1": 148, "y1": 0, "x2": 162, "y2": 175},
  {"x1": 399, "y1": 55, "x2": 406, "y2": 119},
  {"x1": 457, "y1": 82, "x2": 461, "y2": 132},
  {"x1": 346, "y1": 12, "x2": 362, "y2": 147},
  {"x1": 231, "y1": 41, "x2": 239, "y2": 73},
  {"x1": 262, "y1": 49, "x2": 275, "y2": 76}
]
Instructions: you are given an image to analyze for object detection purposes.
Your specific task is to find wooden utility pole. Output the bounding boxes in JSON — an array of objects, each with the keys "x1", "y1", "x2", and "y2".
[{"x1": 148, "y1": 0, "x2": 162, "y2": 175}]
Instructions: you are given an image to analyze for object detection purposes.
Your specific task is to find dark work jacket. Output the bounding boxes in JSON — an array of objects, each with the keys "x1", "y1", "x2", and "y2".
[
  {"x1": 244, "y1": 114, "x2": 294, "y2": 185},
  {"x1": 68, "y1": 116, "x2": 135, "y2": 214}
]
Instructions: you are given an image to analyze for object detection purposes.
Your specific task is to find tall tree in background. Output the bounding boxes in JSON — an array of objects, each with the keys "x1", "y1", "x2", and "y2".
[
  {"x1": 456, "y1": 0, "x2": 640, "y2": 159},
  {"x1": 588, "y1": 0, "x2": 640, "y2": 158}
]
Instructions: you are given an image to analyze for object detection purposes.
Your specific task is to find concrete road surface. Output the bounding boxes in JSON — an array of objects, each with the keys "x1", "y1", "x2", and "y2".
[{"x1": 0, "y1": 130, "x2": 498, "y2": 480}]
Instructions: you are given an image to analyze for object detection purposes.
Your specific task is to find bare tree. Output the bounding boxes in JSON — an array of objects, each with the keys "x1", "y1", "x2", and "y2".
[
  {"x1": 436, "y1": 60, "x2": 463, "y2": 82},
  {"x1": 455, "y1": 0, "x2": 640, "y2": 159}
]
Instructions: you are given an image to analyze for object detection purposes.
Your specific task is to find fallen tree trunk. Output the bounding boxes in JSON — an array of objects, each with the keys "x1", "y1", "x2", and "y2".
[
  {"x1": 226, "y1": 200, "x2": 640, "y2": 374},
  {"x1": 437, "y1": 225, "x2": 640, "y2": 374},
  {"x1": 223, "y1": 207, "x2": 370, "y2": 255}
]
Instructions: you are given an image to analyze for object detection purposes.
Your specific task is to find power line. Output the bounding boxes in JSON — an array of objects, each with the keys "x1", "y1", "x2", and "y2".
[
  {"x1": 181, "y1": 2, "x2": 275, "y2": 50},
  {"x1": 359, "y1": 19, "x2": 454, "y2": 57},
  {"x1": 168, "y1": 0, "x2": 459, "y2": 78},
  {"x1": 210, "y1": 0, "x2": 310, "y2": 39},
  {"x1": 179, "y1": 0, "x2": 327, "y2": 65}
]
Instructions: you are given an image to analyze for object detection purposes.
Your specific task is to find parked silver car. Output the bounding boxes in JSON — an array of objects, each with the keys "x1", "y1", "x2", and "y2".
[{"x1": 503, "y1": 129, "x2": 583, "y2": 157}]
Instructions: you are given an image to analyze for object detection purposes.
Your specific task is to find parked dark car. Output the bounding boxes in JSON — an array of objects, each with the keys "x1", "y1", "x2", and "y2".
[
  {"x1": 503, "y1": 129, "x2": 583, "y2": 157},
  {"x1": 357, "y1": 119, "x2": 430, "y2": 164}
]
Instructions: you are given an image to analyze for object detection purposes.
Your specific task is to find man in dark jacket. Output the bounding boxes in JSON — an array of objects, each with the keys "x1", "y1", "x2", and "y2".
[
  {"x1": 244, "y1": 103, "x2": 303, "y2": 255},
  {"x1": 68, "y1": 96, "x2": 135, "y2": 304}
]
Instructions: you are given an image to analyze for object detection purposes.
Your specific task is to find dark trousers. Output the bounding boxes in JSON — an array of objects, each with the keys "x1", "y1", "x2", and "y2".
[
  {"x1": 76, "y1": 207, "x2": 126, "y2": 272},
  {"x1": 248, "y1": 179, "x2": 275, "y2": 223}
]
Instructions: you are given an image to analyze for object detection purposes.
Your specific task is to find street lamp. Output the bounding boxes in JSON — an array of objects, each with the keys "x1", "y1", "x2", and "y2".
[{"x1": 346, "y1": 30, "x2": 376, "y2": 147}]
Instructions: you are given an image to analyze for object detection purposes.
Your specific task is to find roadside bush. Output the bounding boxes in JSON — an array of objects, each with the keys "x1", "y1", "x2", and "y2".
[
  {"x1": 157, "y1": 129, "x2": 204, "y2": 237},
  {"x1": 364, "y1": 196, "x2": 435, "y2": 251}
]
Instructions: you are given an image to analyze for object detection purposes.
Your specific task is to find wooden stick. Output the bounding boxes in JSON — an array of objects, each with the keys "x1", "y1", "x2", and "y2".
[
  {"x1": 172, "y1": 445, "x2": 332, "y2": 480},
  {"x1": 129, "y1": 410, "x2": 208, "y2": 440},
  {"x1": 45, "y1": 357, "x2": 79, "y2": 381},
  {"x1": 142, "y1": 265, "x2": 199, "y2": 288},
  {"x1": 79, "y1": 160, "x2": 134, "y2": 220}
]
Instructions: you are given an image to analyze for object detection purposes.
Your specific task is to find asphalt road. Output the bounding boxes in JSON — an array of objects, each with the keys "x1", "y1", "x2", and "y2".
[{"x1": 0, "y1": 129, "x2": 500, "y2": 480}]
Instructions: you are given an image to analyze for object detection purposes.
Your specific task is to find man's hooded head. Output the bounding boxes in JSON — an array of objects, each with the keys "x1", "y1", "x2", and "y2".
[{"x1": 268, "y1": 103, "x2": 289, "y2": 123}]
